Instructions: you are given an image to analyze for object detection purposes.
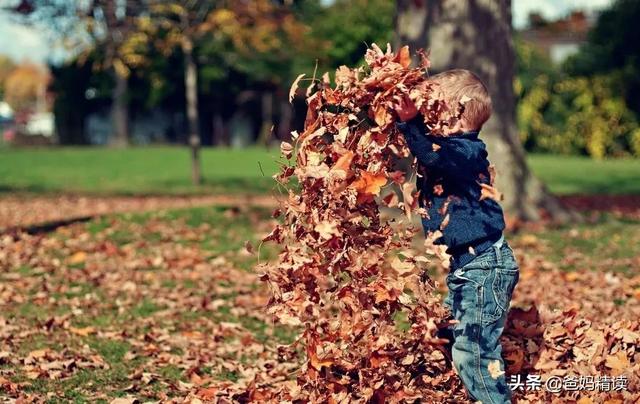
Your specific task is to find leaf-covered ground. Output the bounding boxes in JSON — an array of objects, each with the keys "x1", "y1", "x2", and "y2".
[{"x1": 1, "y1": 205, "x2": 639, "y2": 402}]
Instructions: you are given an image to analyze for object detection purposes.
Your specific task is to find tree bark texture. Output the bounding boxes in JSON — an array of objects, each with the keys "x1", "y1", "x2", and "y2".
[{"x1": 395, "y1": 0, "x2": 572, "y2": 221}]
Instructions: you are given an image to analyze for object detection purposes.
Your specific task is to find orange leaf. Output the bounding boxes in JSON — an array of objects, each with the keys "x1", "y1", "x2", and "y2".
[
  {"x1": 69, "y1": 326, "x2": 96, "y2": 337},
  {"x1": 604, "y1": 351, "x2": 630, "y2": 375},
  {"x1": 68, "y1": 251, "x2": 87, "y2": 265},
  {"x1": 373, "y1": 104, "x2": 392, "y2": 127},
  {"x1": 394, "y1": 45, "x2": 411, "y2": 68},
  {"x1": 352, "y1": 171, "x2": 387, "y2": 196},
  {"x1": 330, "y1": 150, "x2": 354, "y2": 174},
  {"x1": 197, "y1": 387, "x2": 218, "y2": 400},
  {"x1": 308, "y1": 347, "x2": 334, "y2": 370}
]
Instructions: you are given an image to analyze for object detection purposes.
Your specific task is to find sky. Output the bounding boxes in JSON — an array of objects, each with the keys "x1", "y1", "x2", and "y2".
[{"x1": 0, "y1": 0, "x2": 616, "y2": 65}]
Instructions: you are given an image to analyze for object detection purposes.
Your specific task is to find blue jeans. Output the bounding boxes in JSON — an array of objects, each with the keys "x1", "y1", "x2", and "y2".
[{"x1": 443, "y1": 240, "x2": 519, "y2": 404}]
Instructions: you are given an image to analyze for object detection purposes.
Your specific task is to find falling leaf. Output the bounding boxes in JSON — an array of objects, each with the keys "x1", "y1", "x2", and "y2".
[
  {"x1": 315, "y1": 221, "x2": 340, "y2": 240},
  {"x1": 244, "y1": 240, "x2": 255, "y2": 255},
  {"x1": 330, "y1": 151, "x2": 355, "y2": 176},
  {"x1": 440, "y1": 214, "x2": 450, "y2": 230},
  {"x1": 280, "y1": 142, "x2": 294, "y2": 159},
  {"x1": 289, "y1": 73, "x2": 305, "y2": 103},
  {"x1": 352, "y1": 171, "x2": 387, "y2": 196},
  {"x1": 478, "y1": 182, "x2": 503, "y2": 202}
]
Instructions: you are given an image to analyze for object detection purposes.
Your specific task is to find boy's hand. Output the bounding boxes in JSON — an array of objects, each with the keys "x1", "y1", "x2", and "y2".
[{"x1": 393, "y1": 93, "x2": 419, "y2": 122}]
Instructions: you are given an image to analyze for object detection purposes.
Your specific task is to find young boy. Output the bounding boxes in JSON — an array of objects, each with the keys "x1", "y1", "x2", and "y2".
[{"x1": 396, "y1": 69, "x2": 519, "y2": 404}]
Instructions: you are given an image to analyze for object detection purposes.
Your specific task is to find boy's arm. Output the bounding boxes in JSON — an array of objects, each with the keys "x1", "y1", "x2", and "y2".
[
  {"x1": 396, "y1": 119, "x2": 484, "y2": 177},
  {"x1": 396, "y1": 118, "x2": 441, "y2": 167}
]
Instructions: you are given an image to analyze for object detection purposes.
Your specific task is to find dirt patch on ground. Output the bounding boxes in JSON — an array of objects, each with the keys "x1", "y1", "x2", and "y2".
[
  {"x1": 0, "y1": 194, "x2": 279, "y2": 231},
  {"x1": 1, "y1": 193, "x2": 638, "y2": 233}
]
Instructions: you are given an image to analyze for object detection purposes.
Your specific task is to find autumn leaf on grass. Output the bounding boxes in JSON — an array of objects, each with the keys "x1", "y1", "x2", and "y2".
[
  {"x1": 110, "y1": 397, "x2": 137, "y2": 404},
  {"x1": 69, "y1": 326, "x2": 96, "y2": 337},
  {"x1": 487, "y1": 360, "x2": 505, "y2": 379},
  {"x1": 68, "y1": 251, "x2": 87, "y2": 265},
  {"x1": 478, "y1": 182, "x2": 503, "y2": 202},
  {"x1": 289, "y1": 73, "x2": 305, "y2": 103},
  {"x1": 352, "y1": 171, "x2": 387, "y2": 196},
  {"x1": 605, "y1": 351, "x2": 631, "y2": 376}
]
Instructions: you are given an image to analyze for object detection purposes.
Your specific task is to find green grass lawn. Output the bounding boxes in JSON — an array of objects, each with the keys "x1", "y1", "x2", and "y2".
[
  {"x1": 0, "y1": 146, "x2": 283, "y2": 195},
  {"x1": 527, "y1": 154, "x2": 640, "y2": 195},
  {"x1": 0, "y1": 146, "x2": 639, "y2": 195}
]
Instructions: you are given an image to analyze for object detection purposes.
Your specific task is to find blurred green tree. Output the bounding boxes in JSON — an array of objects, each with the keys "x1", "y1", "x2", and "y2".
[
  {"x1": 121, "y1": 0, "x2": 315, "y2": 184},
  {"x1": 10, "y1": 0, "x2": 145, "y2": 146},
  {"x1": 516, "y1": 41, "x2": 640, "y2": 158},
  {"x1": 564, "y1": 0, "x2": 640, "y2": 116},
  {"x1": 309, "y1": 0, "x2": 394, "y2": 69}
]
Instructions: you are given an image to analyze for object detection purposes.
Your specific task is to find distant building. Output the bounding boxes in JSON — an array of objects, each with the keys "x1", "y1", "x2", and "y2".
[{"x1": 519, "y1": 11, "x2": 594, "y2": 64}]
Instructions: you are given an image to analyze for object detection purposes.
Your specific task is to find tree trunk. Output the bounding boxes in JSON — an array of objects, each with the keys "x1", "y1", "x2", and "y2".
[
  {"x1": 182, "y1": 37, "x2": 202, "y2": 186},
  {"x1": 258, "y1": 91, "x2": 274, "y2": 148},
  {"x1": 111, "y1": 69, "x2": 129, "y2": 147},
  {"x1": 213, "y1": 111, "x2": 227, "y2": 146},
  {"x1": 278, "y1": 96, "x2": 294, "y2": 142},
  {"x1": 395, "y1": 0, "x2": 573, "y2": 221}
]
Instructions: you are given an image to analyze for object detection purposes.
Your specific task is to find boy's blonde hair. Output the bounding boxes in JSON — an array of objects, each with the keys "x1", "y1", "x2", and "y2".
[{"x1": 428, "y1": 69, "x2": 492, "y2": 131}]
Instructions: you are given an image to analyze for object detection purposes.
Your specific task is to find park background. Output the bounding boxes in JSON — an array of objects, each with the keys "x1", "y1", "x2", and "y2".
[{"x1": 0, "y1": 0, "x2": 639, "y2": 402}]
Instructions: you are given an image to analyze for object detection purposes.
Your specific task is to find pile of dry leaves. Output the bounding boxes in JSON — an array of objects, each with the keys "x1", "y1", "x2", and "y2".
[{"x1": 258, "y1": 44, "x2": 468, "y2": 402}]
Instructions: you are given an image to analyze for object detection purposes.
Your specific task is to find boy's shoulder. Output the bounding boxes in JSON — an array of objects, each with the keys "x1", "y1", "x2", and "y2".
[{"x1": 431, "y1": 131, "x2": 485, "y2": 148}]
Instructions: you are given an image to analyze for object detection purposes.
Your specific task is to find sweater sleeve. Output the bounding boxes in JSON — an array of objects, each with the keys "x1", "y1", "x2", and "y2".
[
  {"x1": 396, "y1": 118, "x2": 441, "y2": 167},
  {"x1": 396, "y1": 120, "x2": 485, "y2": 178}
]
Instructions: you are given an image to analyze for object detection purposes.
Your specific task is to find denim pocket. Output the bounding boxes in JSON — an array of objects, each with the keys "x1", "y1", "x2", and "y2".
[{"x1": 492, "y1": 267, "x2": 519, "y2": 317}]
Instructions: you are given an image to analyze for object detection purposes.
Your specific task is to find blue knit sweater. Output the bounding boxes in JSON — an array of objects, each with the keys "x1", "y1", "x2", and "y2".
[{"x1": 397, "y1": 119, "x2": 505, "y2": 269}]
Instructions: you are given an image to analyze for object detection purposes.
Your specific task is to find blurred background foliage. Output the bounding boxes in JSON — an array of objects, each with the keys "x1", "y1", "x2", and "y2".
[
  {"x1": 516, "y1": 0, "x2": 640, "y2": 158},
  {"x1": 1, "y1": 0, "x2": 639, "y2": 158}
]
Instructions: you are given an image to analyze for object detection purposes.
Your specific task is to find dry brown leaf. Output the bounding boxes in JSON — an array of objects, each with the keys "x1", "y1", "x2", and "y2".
[
  {"x1": 289, "y1": 73, "x2": 306, "y2": 103},
  {"x1": 478, "y1": 182, "x2": 503, "y2": 202},
  {"x1": 487, "y1": 360, "x2": 505, "y2": 379}
]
